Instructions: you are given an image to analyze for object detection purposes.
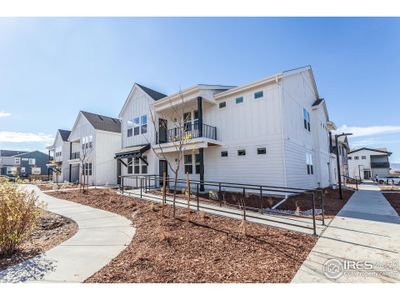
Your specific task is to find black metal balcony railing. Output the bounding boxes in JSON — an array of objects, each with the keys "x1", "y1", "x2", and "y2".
[
  {"x1": 371, "y1": 162, "x2": 390, "y2": 168},
  {"x1": 70, "y1": 152, "x2": 80, "y2": 160},
  {"x1": 158, "y1": 123, "x2": 217, "y2": 144}
]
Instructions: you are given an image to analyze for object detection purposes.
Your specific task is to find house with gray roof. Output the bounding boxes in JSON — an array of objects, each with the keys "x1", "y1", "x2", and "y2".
[
  {"x1": 0, "y1": 149, "x2": 49, "y2": 177},
  {"x1": 47, "y1": 129, "x2": 72, "y2": 183},
  {"x1": 66, "y1": 111, "x2": 121, "y2": 185}
]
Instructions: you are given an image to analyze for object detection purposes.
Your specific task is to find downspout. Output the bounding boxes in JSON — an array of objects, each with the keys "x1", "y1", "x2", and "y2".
[{"x1": 279, "y1": 77, "x2": 288, "y2": 188}]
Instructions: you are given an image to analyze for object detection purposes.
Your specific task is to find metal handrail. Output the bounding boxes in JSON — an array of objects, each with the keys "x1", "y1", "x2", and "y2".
[{"x1": 159, "y1": 123, "x2": 217, "y2": 144}]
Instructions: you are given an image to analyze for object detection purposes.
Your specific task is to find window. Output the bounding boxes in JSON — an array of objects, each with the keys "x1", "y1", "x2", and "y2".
[
  {"x1": 141, "y1": 115, "x2": 147, "y2": 134},
  {"x1": 355, "y1": 156, "x2": 359, "y2": 160},
  {"x1": 306, "y1": 153, "x2": 314, "y2": 175},
  {"x1": 303, "y1": 108, "x2": 311, "y2": 131},
  {"x1": 238, "y1": 149, "x2": 246, "y2": 156},
  {"x1": 88, "y1": 163, "x2": 92, "y2": 176},
  {"x1": 134, "y1": 158, "x2": 140, "y2": 174},
  {"x1": 183, "y1": 112, "x2": 192, "y2": 131},
  {"x1": 257, "y1": 147, "x2": 267, "y2": 155},
  {"x1": 362, "y1": 156, "x2": 366, "y2": 160},
  {"x1": 254, "y1": 91, "x2": 263, "y2": 99},
  {"x1": 127, "y1": 128, "x2": 132, "y2": 137},
  {"x1": 133, "y1": 117, "x2": 140, "y2": 136},
  {"x1": 127, "y1": 158, "x2": 133, "y2": 174},
  {"x1": 221, "y1": 151, "x2": 228, "y2": 157},
  {"x1": 141, "y1": 155, "x2": 148, "y2": 174},
  {"x1": 219, "y1": 101, "x2": 226, "y2": 109},
  {"x1": 21, "y1": 167, "x2": 26, "y2": 173},
  {"x1": 28, "y1": 158, "x2": 36, "y2": 165},
  {"x1": 348, "y1": 156, "x2": 352, "y2": 160},
  {"x1": 15, "y1": 158, "x2": 21, "y2": 164},
  {"x1": 235, "y1": 96, "x2": 244, "y2": 104},
  {"x1": 184, "y1": 154, "x2": 193, "y2": 174},
  {"x1": 195, "y1": 154, "x2": 201, "y2": 174}
]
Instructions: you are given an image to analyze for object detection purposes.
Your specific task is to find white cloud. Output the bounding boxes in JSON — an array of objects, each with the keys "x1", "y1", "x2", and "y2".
[
  {"x1": 0, "y1": 111, "x2": 11, "y2": 118},
  {"x1": 336, "y1": 125, "x2": 400, "y2": 137},
  {"x1": 0, "y1": 131, "x2": 53, "y2": 144}
]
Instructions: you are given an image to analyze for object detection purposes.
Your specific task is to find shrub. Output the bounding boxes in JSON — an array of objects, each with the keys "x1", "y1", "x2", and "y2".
[{"x1": 0, "y1": 181, "x2": 42, "y2": 256}]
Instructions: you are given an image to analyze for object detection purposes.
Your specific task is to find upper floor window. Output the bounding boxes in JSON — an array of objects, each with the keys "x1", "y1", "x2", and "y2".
[
  {"x1": 219, "y1": 101, "x2": 226, "y2": 109},
  {"x1": 28, "y1": 158, "x2": 36, "y2": 165},
  {"x1": 235, "y1": 96, "x2": 244, "y2": 104},
  {"x1": 133, "y1": 117, "x2": 140, "y2": 136},
  {"x1": 82, "y1": 135, "x2": 93, "y2": 150},
  {"x1": 127, "y1": 128, "x2": 132, "y2": 137},
  {"x1": 141, "y1": 115, "x2": 147, "y2": 134},
  {"x1": 354, "y1": 156, "x2": 359, "y2": 160},
  {"x1": 14, "y1": 158, "x2": 21, "y2": 164},
  {"x1": 254, "y1": 91, "x2": 263, "y2": 99},
  {"x1": 361, "y1": 156, "x2": 366, "y2": 160},
  {"x1": 257, "y1": 147, "x2": 267, "y2": 155},
  {"x1": 221, "y1": 151, "x2": 228, "y2": 157},
  {"x1": 348, "y1": 156, "x2": 352, "y2": 160},
  {"x1": 238, "y1": 149, "x2": 246, "y2": 156},
  {"x1": 306, "y1": 153, "x2": 314, "y2": 175},
  {"x1": 303, "y1": 108, "x2": 311, "y2": 131}
]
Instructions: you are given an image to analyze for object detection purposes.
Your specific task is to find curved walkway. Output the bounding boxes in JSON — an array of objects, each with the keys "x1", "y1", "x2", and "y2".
[
  {"x1": 292, "y1": 183, "x2": 400, "y2": 283},
  {"x1": 0, "y1": 185, "x2": 135, "y2": 283}
]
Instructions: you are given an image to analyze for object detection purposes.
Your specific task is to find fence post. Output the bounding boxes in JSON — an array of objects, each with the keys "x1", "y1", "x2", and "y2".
[
  {"x1": 320, "y1": 190, "x2": 325, "y2": 226},
  {"x1": 121, "y1": 177, "x2": 124, "y2": 195},
  {"x1": 356, "y1": 178, "x2": 358, "y2": 190},
  {"x1": 242, "y1": 187, "x2": 246, "y2": 221},
  {"x1": 260, "y1": 186, "x2": 263, "y2": 214},
  {"x1": 311, "y1": 192, "x2": 317, "y2": 236},
  {"x1": 196, "y1": 183, "x2": 200, "y2": 211}
]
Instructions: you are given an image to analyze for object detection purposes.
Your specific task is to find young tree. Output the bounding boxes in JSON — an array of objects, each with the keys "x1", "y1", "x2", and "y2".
[{"x1": 147, "y1": 91, "x2": 197, "y2": 218}]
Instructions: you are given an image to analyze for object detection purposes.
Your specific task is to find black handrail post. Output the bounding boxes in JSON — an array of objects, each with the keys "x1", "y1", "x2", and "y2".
[
  {"x1": 242, "y1": 187, "x2": 246, "y2": 221},
  {"x1": 140, "y1": 178, "x2": 143, "y2": 199},
  {"x1": 218, "y1": 182, "x2": 222, "y2": 207},
  {"x1": 320, "y1": 190, "x2": 325, "y2": 226},
  {"x1": 260, "y1": 186, "x2": 263, "y2": 214},
  {"x1": 196, "y1": 183, "x2": 199, "y2": 211},
  {"x1": 311, "y1": 192, "x2": 317, "y2": 236},
  {"x1": 121, "y1": 177, "x2": 124, "y2": 195}
]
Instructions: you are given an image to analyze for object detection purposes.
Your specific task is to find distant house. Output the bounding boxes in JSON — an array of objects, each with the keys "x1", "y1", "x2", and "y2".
[
  {"x1": 67, "y1": 111, "x2": 121, "y2": 185},
  {"x1": 47, "y1": 129, "x2": 72, "y2": 183},
  {"x1": 348, "y1": 147, "x2": 392, "y2": 180},
  {"x1": 0, "y1": 149, "x2": 49, "y2": 177}
]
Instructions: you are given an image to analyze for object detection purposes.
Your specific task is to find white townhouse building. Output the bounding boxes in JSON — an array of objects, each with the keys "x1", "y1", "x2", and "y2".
[
  {"x1": 348, "y1": 147, "x2": 392, "y2": 180},
  {"x1": 116, "y1": 66, "x2": 336, "y2": 190},
  {"x1": 47, "y1": 129, "x2": 72, "y2": 183},
  {"x1": 67, "y1": 111, "x2": 121, "y2": 185}
]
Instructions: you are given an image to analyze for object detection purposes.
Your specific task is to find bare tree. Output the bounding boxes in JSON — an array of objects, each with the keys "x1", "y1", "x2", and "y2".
[{"x1": 146, "y1": 91, "x2": 197, "y2": 218}]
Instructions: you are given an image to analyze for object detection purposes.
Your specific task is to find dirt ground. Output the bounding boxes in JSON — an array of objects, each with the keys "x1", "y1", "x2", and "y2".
[
  {"x1": 37, "y1": 183, "x2": 79, "y2": 191},
  {"x1": 0, "y1": 210, "x2": 78, "y2": 271},
  {"x1": 48, "y1": 189, "x2": 317, "y2": 283},
  {"x1": 383, "y1": 192, "x2": 400, "y2": 215}
]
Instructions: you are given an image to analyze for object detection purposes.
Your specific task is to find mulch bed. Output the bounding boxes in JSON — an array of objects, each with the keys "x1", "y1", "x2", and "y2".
[
  {"x1": 48, "y1": 189, "x2": 317, "y2": 283},
  {"x1": 0, "y1": 210, "x2": 78, "y2": 271},
  {"x1": 38, "y1": 184, "x2": 79, "y2": 191},
  {"x1": 383, "y1": 192, "x2": 400, "y2": 215}
]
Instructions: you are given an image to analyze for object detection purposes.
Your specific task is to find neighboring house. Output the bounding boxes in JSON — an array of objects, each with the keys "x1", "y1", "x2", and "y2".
[
  {"x1": 0, "y1": 149, "x2": 49, "y2": 177},
  {"x1": 0, "y1": 150, "x2": 28, "y2": 176},
  {"x1": 328, "y1": 131, "x2": 351, "y2": 183},
  {"x1": 348, "y1": 147, "x2": 392, "y2": 180},
  {"x1": 67, "y1": 111, "x2": 121, "y2": 185},
  {"x1": 116, "y1": 65, "x2": 336, "y2": 190},
  {"x1": 46, "y1": 129, "x2": 71, "y2": 183}
]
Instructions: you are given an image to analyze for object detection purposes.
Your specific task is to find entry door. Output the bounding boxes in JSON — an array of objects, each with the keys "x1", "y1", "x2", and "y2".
[
  {"x1": 159, "y1": 160, "x2": 168, "y2": 187},
  {"x1": 159, "y1": 119, "x2": 168, "y2": 143},
  {"x1": 364, "y1": 170, "x2": 371, "y2": 179}
]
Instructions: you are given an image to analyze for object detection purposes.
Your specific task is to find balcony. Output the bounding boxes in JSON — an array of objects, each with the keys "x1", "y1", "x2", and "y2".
[
  {"x1": 158, "y1": 123, "x2": 217, "y2": 144},
  {"x1": 70, "y1": 152, "x2": 80, "y2": 160},
  {"x1": 371, "y1": 162, "x2": 390, "y2": 168}
]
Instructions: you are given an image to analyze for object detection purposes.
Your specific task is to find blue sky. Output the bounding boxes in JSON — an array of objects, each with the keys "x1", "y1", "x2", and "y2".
[{"x1": 0, "y1": 17, "x2": 399, "y2": 162}]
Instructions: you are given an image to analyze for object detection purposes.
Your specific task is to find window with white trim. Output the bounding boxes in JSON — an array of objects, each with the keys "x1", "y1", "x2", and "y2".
[
  {"x1": 141, "y1": 155, "x2": 148, "y2": 174},
  {"x1": 133, "y1": 117, "x2": 140, "y2": 136},
  {"x1": 28, "y1": 158, "x2": 36, "y2": 165},
  {"x1": 134, "y1": 157, "x2": 140, "y2": 174},
  {"x1": 184, "y1": 154, "x2": 193, "y2": 174},
  {"x1": 235, "y1": 96, "x2": 244, "y2": 104},
  {"x1": 306, "y1": 153, "x2": 314, "y2": 175},
  {"x1": 14, "y1": 157, "x2": 21, "y2": 164},
  {"x1": 254, "y1": 91, "x2": 263, "y2": 99},
  {"x1": 303, "y1": 108, "x2": 310, "y2": 131},
  {"x1": 238, "y1": 149, "x2": 246, "y2": 156},
  {"x1": 127, "y1": 158, "x2": 133, "y2": 174},
  {"x1": 141, "y1": 115, "x2": 147, "y2": 134},
  {"x1": 195, "y1": 154, "x2": 201, "y2": 174}
]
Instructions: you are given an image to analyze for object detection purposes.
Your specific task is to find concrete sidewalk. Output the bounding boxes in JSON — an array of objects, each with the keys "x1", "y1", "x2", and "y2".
[
  {"x1": 292, "y1": 184, "x2": 400, "y2": 283},
  {"x1": 0, "y1": 185, "x2": 135, "y2": 283}
]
